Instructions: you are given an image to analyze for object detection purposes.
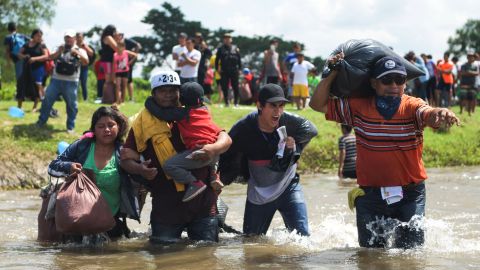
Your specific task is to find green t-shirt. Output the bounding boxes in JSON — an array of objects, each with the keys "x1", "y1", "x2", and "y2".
[{"x1": 83, "y1": 142, "x2": 120, "y2": 215}]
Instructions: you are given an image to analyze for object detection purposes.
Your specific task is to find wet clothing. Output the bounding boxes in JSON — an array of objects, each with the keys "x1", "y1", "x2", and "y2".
[
  {"x1": 356, "y1": 182, "x2": 425, "y2": 248},
  {"x1": 220, "y1": 111, "x2": 317, "y2": 235},
  {"x1": 326, "y1": 94, "x2": 433, "y2": 248},
  {"x1": 48, "y1": 138, "x2": 140, "y2": 221},
  {"x1": 83, "y1": 142, "x2": 121, "y2": 215},
  {"x1": 123, "y1": 123, "x2": 218, "y2": 226}
]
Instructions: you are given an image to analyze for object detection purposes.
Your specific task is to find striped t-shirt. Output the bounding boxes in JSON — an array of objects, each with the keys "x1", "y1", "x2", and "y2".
[
  {"x1": 326, "y1": 95, "x2": 433, "y2": 187},
  {"x1": 338, "y1": 133, "x2": 356, "y2": 172}
]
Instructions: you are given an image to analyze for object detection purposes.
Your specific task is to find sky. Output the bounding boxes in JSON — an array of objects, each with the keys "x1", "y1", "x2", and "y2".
[{"x1": 40, "y1": 0, "x2": 478, "y2": 65}]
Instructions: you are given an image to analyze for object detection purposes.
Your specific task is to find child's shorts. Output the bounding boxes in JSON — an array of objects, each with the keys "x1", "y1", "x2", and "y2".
[
  {"x1": 31, "y1": 66, "x2": 45, "y2": 84},
  {"x1": 292, "y1": 84, "x2": 309, "y2": 98},
  {"x1": 115, "y1": 71, "x2": 128, "y2": 78}
]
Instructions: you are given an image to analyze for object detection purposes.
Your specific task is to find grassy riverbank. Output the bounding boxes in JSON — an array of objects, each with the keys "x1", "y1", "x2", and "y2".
[{"x1": 1, "y1": 95, "x2": 479, "y2": 189}]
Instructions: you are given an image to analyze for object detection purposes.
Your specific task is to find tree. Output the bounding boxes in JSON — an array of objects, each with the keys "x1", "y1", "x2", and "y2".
[
  {"x1": 1, "y1": 0, "x2": 56, "y2": 81},
  {"x1": 447, "y1": 19, "x2": 480, "y2": 56}
]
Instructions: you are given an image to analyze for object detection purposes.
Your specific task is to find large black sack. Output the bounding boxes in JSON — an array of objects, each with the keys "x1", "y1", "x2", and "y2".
[{"x1": 323, "y1": 39, "x2": 425, "y2": 97}]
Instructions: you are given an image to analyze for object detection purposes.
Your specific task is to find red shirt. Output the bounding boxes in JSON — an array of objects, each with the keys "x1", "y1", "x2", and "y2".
[
  {"x1": 326, "y1": 95, "x2": 432, "y2": 187},
  {"x1": 178, "y1": 107, "x2": 222, "y2": 149},
  {"x1": 94, "y1": 60, "x2": 105, "y2": 80}
]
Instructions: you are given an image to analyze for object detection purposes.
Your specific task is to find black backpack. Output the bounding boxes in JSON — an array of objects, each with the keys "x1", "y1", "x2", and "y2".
[{"x1": 55, "y1": 51, "x2": 80, "y2": 76}]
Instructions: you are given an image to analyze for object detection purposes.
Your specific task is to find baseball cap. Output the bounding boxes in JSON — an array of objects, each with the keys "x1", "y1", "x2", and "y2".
[
  {"x1": 150, "y1": 70, "x2": 181, "y2": 90},
  {"x1": 180, "y1": 82, "x2": 204, "y2": 106},
  {"x1": 223, "y1": 32, "x2": 232, "y2": 38},
  {"x1": 178, "y1": 32, "x2": 187, "y2": 39},
  {"x1": 258, "y1": 84, "x2": 289, "y2": 104},
  {"x1": 372, "y1": 56, "x2": 407, "y2": 79},
  {"x1": 64, "y1": 29, "x2": 76, "y2": 38},
  {"x1": 467, "y1": 50, "x2": 476, "y2": 56},
  {"x1": 243, "y1": 68, "x2": 250, "y2": 75}
]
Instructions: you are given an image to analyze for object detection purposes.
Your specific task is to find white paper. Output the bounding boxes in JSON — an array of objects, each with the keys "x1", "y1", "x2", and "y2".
[
  {"x1": 380, "y1": 186, "x2": 403, "y2": 205},
  {"x1": 276, "y1": 126, "x2": 287, "y2": 158}
]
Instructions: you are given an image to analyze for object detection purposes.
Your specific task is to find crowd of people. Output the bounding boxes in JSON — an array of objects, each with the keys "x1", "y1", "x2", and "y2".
[{"x1": 2, "y1": 23, "x2": 476, "y2": 249}]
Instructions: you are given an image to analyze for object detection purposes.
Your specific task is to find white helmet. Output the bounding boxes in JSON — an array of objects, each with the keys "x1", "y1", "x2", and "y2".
[{"x1": 150, "y1": 70, "x2": 181, "y2": 90}]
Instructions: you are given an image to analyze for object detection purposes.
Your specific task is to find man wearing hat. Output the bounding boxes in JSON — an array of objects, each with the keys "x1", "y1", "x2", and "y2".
[
  {"x1": 310, "y1": 54, "x2": 460, "y2": 248},
  {"x1": 172, "y1": 33, "x2": 188, "y2": 76},
  {"x1": 215, "y1": 33, "x2": 242, "y2": 106},
  {"x1": 458, "y1": 51, "x2": 479, "y2": 116},
  {"x1": 219, "y1": 83, "x2": 318, "y2": 236},
  {"x1": 120, "y1": 71, "x2": 232, "y2": 244},
  {"x1": 36, "y1": 29, "x2": 88, "y2": 133}
]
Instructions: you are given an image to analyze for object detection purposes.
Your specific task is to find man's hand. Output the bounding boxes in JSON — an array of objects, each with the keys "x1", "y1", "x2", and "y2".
[
  {"x1": 285, "y1": 136, "x2": 295, "y2": 150},
  {"x1": 120, "y1": 147, "x2": 140, "y2": 161},
  {"x1": 139, "y1": 159, "x2": 158, "y2": 180},
  {"x1": 427, "y1": 108, "x2": 460, "y2": 128},
  {"x1": 70, "y1": 162, "x2": 82, "y2": 175}
]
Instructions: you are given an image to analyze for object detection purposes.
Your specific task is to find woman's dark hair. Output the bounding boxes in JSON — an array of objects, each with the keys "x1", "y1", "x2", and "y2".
[
  {"x1": 90, "y1": 105, "x2": 129, "y2": 143},
  {"x1": 31, "y1": 28, "x2": 43, "y2": 39},
  {"x1": 101, "y1": 24, "x2": 117, "y2": 40}
]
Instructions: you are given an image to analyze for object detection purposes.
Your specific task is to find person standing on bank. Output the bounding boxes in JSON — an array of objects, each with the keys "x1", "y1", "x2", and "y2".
[
  {"x1": 178, "y1": 37, "x2": 201, "y2": 84},
  {"x1": 36, "y1": 30, "x2": 88, "y2": 134},
  {"x1": 215, "y1": 33, "x2": 241, "y2": 107},
  {"x1": 75, "y1": 32, "x2": 95, "y2": 101},
  {"x1": 219, "y1": 84, "x2": 318, "y2": 236},
  {"x1": 310, "y1": 53, "x2": 460, "y2": 248},
  {"x1": 3, "y1": 22, "x2": 29, "y2": 85}
]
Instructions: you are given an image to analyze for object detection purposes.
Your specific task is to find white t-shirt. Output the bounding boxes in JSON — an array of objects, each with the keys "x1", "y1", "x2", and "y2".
[
  {"x1": 180, "y1": 49, "x2": 201, "y2": 78},
  {"x1": 291, "y1": 60, "x2": 314, "y2": 86},
  {"x1": 51, "y1": 45, "x2": 88, "y2": 82},
  {"x1": 172, "y1": 44, "x2": 187, "y2": 71}
]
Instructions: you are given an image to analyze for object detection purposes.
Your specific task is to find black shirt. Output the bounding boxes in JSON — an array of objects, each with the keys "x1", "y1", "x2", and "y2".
[{"x1": 22, "y1": 42, "x2": 46, "y2": 69}]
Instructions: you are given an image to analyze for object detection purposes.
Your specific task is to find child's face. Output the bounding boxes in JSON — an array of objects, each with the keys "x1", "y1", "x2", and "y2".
[{"x1": 118, "y1": 45, "x2": 125, "y2": 52}]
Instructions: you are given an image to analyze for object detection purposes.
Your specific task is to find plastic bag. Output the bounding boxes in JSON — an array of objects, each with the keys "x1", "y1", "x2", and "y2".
[
  {"x1": 55, "y1": 172, "x2": 115, "y2": 235},
  {"x1": 323, "y1": 39, "x2": 425, "y2": 97}
]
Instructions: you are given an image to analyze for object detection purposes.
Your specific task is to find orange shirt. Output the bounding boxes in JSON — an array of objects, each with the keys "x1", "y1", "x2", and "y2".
[
  {"x1": 326, "y1": 95, "x2": 432, "y2": 187},
  {"x1": 437, "y1": 60, "x2": 454, "y2": 84}
]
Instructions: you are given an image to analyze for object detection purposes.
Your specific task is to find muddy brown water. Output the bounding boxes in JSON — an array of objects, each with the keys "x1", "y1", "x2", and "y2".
[{"x1": 0, "y1": 167, "x2": 479, "y2": 269}]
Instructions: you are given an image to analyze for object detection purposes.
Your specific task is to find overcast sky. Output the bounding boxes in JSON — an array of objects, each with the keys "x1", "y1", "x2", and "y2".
[{"x1": 41, "y1": 0, "x2": 478, "y2": 63}]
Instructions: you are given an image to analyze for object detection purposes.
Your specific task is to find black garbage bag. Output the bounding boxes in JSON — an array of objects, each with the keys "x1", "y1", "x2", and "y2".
[{"x1": 323, "y1": 39, "x2": 425, "y2": 97}]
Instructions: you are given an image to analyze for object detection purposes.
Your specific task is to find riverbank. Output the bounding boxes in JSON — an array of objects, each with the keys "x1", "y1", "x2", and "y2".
[{"x1": 1, "y1": 99, "x2": 479, "y2": 189}]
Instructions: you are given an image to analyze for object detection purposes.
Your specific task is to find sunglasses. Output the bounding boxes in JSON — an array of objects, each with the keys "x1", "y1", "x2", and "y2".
[{"x1": 379, "y1": 74, "x2": 407, "y2": 85}]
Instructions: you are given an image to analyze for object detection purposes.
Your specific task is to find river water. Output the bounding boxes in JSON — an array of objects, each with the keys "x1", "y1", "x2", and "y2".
[{"x1": 0, "y1": 167, "x2": 479, "y2": 270}]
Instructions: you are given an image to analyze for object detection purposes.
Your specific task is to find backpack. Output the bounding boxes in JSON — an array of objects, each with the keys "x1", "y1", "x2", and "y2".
[
  {"x1": 55, "y1": 50, "x2": 80, "y2": 76},
  {"x1": 10, "y1": 33, "x2": 26, "y2": 57},
  {"x1": 221, "y1": 45, "x2": 240, "y2": 72}
]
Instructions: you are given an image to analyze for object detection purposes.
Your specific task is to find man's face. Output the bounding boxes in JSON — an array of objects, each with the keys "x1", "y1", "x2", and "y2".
[
  {"x1": 75, "y1": 34, "x2": 84, "y2": 45},
  {"x1": 64, "y1": 36, "x2": 75, "y2": 47},
  {"x1": 152, "y1": 86, "x2": 180, "y2": 108},
  {"x1": 297, "y1": 55, "x2": 304, "y2": 63},
  {"x1": 257, "y1": 101, "x2": 285, "y2": 130},
  {"x1": 443, "y1": 54, "x2": 449, "y2": 62},
  {"x1": 467, "y1": 55, "x2": 475, "y2": 63},
  {"x1": 371, "y1": 74, "x2": 407, "y2": 97},
  {"x1": 223, "y1": 37, "x2": 232, "y2": 45},
  {"x1": 186, "y1": 39, "x2": 194, "y2": 51},
  {"x1": 178, "y1": 37, "x2": 186, "y2": 46}
]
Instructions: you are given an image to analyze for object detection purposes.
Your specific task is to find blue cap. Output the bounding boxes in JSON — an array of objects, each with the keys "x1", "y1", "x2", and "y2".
[
  {"x1": 372, "y1": 56, "x2": 407, "y2": 79},
  {"x1": 243, "y1": 68, "x2": 250, "y2": 75}
]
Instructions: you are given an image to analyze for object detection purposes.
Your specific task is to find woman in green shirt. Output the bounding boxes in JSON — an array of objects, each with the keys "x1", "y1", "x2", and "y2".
[{"x1": 48, "y1": 106, "x2": 140, "y2": 241}]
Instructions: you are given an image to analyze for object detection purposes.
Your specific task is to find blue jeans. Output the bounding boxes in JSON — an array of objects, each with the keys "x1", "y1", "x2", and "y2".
[
  {"x1": 15, "y1": 59, "x2": 24, "y2": 80},
  {"x1": 37, "y1": 78, "x2": 79, "y2": 130},
  {"x1": 355, "y1": 182, "x2": 426, "y2": 248},
  {"x1": 79, "y1": 66, "x2": 89, "y2": 100},
  {"x1": 150, "y1": 215, "x2": 219, "y2": 244},
  {"x1": 243, "y1": 180, "x2": 309, "y2": 236}
]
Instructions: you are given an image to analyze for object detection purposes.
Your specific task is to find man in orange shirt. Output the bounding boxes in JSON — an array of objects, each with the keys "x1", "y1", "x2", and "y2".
[
  {"x1": 310, "y1": 54, "x2": 459, "y2": 248},
  {"x1": 436, "y1": 52, "x2": 454, "y2": 107}
]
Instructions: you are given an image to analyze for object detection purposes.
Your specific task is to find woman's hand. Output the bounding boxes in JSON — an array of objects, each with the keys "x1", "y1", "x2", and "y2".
[{"x1": 70, "y1": 162, "x2": 82, "y2": 175}]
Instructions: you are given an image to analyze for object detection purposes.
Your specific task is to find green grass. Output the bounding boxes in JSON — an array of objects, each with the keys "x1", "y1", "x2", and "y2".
[{"x1": 0, "y1": 91, "x2": 479, "y2": 188}]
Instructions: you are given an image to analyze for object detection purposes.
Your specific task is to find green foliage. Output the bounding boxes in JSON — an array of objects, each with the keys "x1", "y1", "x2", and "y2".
[
  {"x1": 0, "y1": 0, "x2": 57, "y2": 82},
  {"x1": 447, "y1": 19, "x2": 480, "y2": 56}
]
